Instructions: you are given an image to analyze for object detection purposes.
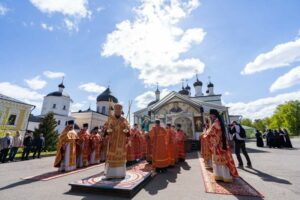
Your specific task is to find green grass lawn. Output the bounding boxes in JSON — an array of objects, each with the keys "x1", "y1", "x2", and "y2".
[{"x1": 15, "y1": 150, "x2": 56, "y2": 159}]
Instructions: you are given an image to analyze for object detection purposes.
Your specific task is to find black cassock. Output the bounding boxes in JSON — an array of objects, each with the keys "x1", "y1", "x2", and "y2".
[
  {"x1": 255, "y1": 131, "x2": 264, "y2": 147},
  {"x1": 284, "y1": 130, "x2": 293, "y2": 148}
]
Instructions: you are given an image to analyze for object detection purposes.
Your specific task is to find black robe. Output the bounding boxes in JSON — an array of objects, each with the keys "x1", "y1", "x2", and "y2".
[
  {"x1": 255, "y1": 131, "x2": 264, "y2": 147},
  {"x1": 284, "y1": 130, "x2": 293, "y2": 148},
  {"x1": 266, "y1": 131, "x2": 275, "y2": 148}
]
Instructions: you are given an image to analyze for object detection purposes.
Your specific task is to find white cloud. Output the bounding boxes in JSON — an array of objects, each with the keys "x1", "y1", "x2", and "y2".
[
  {"x1": 242, "y1": 38, "x2": 300, "y2": 75},
  {"x1": 227, "y1": 90, "x2": 300, "y2": 119},
  {"x1": 224, "y1": 91, "x2": 232, "y2": 96},
  {"x1": 0, "y1": 4, "x2": 8, "y2": 16},
  {"x1": 24, "y1": 76, "x2": 47, "y2": 90},
  {"x1": 78, "y1": 82, "x2": 106, "y2": 93},
  {"x1": 270, "y1": 66, "x2": 300, "y2": 92},
  {"x1": 101, "y1": 0, "x2": 205, "y2": 87},
  {"x1": 71, "y1": 102, "x2": 86, "y2": 112},
  {"x1": 135, "y1": 88, "x2": 171, "y2": 109},
  {"x1": 64, "y1": 18, "x2": 78, "y2": 32},
  {"x1": 96, "y1": 6, "x2": 104, "y2": 12},
  {"x1": 41, "y1": 23, "x2": 54, "y2": 31},
  {"x1": 43, "y1": 71, "x2": 65, "y2": 79},
  {"x1": 87, "y1": 95, "x2": 97, "y2": 101},
  {"x1": 30, "y1": 0, "x2": 91, "y2": 17},
  {"x1": 0, "y1": 82, "x2": 44, "y2": 109},
  {"x1": 30, "y1": 0, "x2": 91, "y2": 31}
]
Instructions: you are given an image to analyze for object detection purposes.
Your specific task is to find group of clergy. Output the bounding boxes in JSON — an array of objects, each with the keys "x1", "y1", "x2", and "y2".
[
  {"x1": 129, "y1": 120, "x2": 187, "y2": 173},
  {"x1": 54, "y1": 121, "x2": 105, "y2": 172},
  {"x1": 200, "y1": 109, "x2": 239, "y2": 183},
  {"x1": 53, "y1": 106, "x2": 187, "y2": 175}
]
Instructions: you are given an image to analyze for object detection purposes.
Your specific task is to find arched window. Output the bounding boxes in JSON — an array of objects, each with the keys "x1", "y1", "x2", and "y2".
[
  {"x1": 57, "y1": 120, "x2": 61, "y2": 125},
  {"x1": 63, "y1": 105, "x2": 66, "y2": 110},
  {"x1": 102, "y1": 106, "x2": 106, "y2": 114}
]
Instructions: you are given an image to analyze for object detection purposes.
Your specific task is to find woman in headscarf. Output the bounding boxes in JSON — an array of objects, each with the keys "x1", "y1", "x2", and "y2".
[{"x1": 207, "y1": 109, "x2": 239, "y2": 182}]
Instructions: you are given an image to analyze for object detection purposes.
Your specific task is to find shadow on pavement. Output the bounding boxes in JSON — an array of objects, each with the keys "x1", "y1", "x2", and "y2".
[
  {"x1": 231, "y1": 147, "x2": 270, "y2": 154},
  {"x1": 234, "y1": 195, "x2": 264, "y2": 200},
  {"x1": 65, "y1": 191, "x2": 129, "y2": 200},
  {"x1": 144, "y1": 161, "x2": 191, "y2": 195},
  {"x1": 0, "y1": 179, "x2": 38, "y2": 191},
  {"x1": 242, "y1": 167, "x2": 292, "y2": 185},
  {"x1": 246, "y1": 147, "x2": 270, "y2": 153}
]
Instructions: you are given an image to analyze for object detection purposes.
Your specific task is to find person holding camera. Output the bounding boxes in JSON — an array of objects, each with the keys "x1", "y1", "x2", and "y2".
[{"x1": 229, "y1": 121, "x2": 252, "y2": 168}]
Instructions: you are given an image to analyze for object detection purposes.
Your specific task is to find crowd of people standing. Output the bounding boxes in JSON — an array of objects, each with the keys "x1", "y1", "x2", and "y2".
[
  {"x1": 54, "y1": 118, "x2": 188, "y2": 174},
  {"x1": 255, "y1": 128, "x2": 293, "y2": 148},
  {"x1": 0, "y1": 131, "x2": 45, "y2": 163}
]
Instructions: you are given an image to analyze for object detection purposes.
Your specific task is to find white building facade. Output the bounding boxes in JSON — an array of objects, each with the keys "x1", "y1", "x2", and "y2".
[
  {"x1": 39, "y1": 81, "x2": 74, "y2": 133},
  {"x1": 71, "y1": 87, "x2": 118, "y2": 130}
]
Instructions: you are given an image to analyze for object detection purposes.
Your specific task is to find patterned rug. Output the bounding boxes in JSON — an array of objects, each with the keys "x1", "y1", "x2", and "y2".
[
  {"x1": 22, "y1": 163, "x2": 105, "y2": 181},
  {"x1": 199, "y1": 154, "x2": 263, "y2": 197},
  {"x1": 70, "y1": 161, "x2": 153, "y2": 190}
]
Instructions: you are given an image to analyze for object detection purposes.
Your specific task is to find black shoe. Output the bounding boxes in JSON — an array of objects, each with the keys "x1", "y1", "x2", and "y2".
[
  {"x1": 237, "y1": 164, "x2": 244, "y2": 168},
  {"x1": 246, "y1": 163, "x2": 252, "y2": 168}
]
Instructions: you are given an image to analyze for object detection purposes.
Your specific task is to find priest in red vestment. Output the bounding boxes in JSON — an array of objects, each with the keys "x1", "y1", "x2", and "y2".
[
  {"x1": 207, "y1": 109, "x2": 239, "y2": 182},
  {"x1": 77, "y1": 123, "x2": 91, "y2": 168},
  {"x1": 103, "y1": 104, "x2": 130, "y2": 179},
  {"x1": 166, "y1": 124, "x2": 176, "y2": 167},
  {"x1": 149, "y1": 120, "x2": 169, "y2": 173},
  {"x1": 175, "y1": 124, "x2": 186, "y2": 162}
]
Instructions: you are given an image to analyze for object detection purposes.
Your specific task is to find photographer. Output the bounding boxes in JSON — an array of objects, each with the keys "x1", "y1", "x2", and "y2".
[{"x1": 229, "y1": 121, "x2": 252, "y2": 168}]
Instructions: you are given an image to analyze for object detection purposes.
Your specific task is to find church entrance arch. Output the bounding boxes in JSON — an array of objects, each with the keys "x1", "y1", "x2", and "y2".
[{"x1": 174, "y1": 117, "x2": 193, "y2": 139}]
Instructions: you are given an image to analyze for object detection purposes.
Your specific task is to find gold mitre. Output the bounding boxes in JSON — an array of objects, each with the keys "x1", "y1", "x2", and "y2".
[{"x1": 114, "y1": 104, "x2": 123, "y2": 112}]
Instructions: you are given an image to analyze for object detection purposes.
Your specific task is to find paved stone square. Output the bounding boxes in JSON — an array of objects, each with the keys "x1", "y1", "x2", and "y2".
[{"x1": 0, "y1": 139, "x2": 299, "y2": 200}]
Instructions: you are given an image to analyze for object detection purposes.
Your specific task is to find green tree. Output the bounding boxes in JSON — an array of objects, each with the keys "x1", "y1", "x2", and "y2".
[
  {"x1": 34, "y1": 112, "x2": 58, "y2": 151},
  {"x1": 241, "y1": 118, "x2": 253, "y2": 127},
  {"x1": 269, "y1": 101, "x2": 300, "y2": 136},
  {"x1": 252, "y1": 119, "x2": 267, "y2": 132}
]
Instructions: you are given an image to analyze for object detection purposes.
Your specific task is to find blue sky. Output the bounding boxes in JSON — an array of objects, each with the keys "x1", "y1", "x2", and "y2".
[{"x1": 1, "y1": 0, "x2": 300, "y2": 120}]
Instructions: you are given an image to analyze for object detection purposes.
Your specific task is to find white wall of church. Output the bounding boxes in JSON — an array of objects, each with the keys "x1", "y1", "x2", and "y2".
[
  {"x1": 194, "y1": 85, "x2": 203, "y2": 96},
  {"x1": 54, "y1": 115, "x2": 74, "y2": 133},
  {"x1": 41, "y1": 96, "x2": 71, "y2": 116},
  {"x1": 27, "y1": 121, "x2": 40, "y2": 132},
  {"x1": 71, "y1": 112, "x2": 108, "y2": 131},
  {"x1": 96, "y1": 101, "x2": 114, "y2": 115},
  {"x1": 193, "y1": 95, "x2": 222, "y2": 106}
]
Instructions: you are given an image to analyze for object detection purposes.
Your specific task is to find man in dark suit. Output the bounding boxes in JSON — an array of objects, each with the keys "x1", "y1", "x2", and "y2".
[
  {"x1": 229, "y1": 121, "x2": 252, "y2": 168},
  {"x1": 22, "y1": 131, "x2": 33, "y2": 160},
  {"x1": 33, "y1": 133, "x2": 45, "y2": 159},
  {"x1": 0, "y1": 132, "x2": 13, "y2": 163}
]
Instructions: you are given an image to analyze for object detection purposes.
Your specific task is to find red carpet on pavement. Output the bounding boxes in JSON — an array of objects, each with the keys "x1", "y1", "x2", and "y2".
[
  {"x1": 22, "y1": 163, "x2": 104, "y2": 181},
  {"x1": 199, "y1": 154, "x2": 263, "y2": 197}
]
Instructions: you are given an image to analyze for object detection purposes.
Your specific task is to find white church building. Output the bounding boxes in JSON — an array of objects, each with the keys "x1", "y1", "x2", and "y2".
[
  {"x1": 33, "y1": 81, "x2": 74, "y2": 133},
  {"x1": 71, "y1": 87, "x2": 118, "y2": 130},
  {"x1": 134, "y1": 76, "x2": 231, "y2": 142}
]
